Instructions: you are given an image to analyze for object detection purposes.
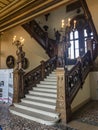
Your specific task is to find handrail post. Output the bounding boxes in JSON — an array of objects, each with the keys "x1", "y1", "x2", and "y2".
[
  {"x1": 13, "y1": 42, "x2": 25, "y2": 103},
  {"x1": 86, "y1": 38, "x2": 93, "y2": 59},
  {"x1": 56, "y1": 67, "x2": 67, "y2": 122},
  {"x1": 13, "y1": 69, "x2": 25, "y2": 103},
  {"x1": 40, "y1": 60, "x2": 45, "y2": 80}
]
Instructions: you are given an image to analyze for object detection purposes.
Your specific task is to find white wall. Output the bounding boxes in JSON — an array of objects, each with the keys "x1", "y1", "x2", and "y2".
[
  {"x1": 71, "y1": 74, "x2": 91, "y2": 112},
  {"x1": 0, "y1": 26, "x2": 49, "y2": 72},
  {"x1": 89, "y1": 72, "x2": 98, "y2": 100}
]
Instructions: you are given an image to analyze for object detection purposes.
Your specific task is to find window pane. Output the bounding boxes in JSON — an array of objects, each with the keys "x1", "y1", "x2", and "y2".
[
  {"x1": 68, "y1": 48, "x2": 71, "y2": 58},
  {"x1": 70, "y1": 41, "x2": 74, "y2": 59},
  {"x1": 70, "y1": 32, "x2": 73, "y2": 40},
  {"x1": 75, "y1": 49, "x2": 79, "y2": 58},
  {"x1": 84, "y1": 29, "x2": 87, "y2": 37},
  {"x1": 74, "y1": 30, "x2": 78, "y2": 39},
  {"x1": 75, "y1": 40, "x2": 79, "y2": 49},
  {"x1": 85, "y1": 40, "x2": 87, "y2": 53}
]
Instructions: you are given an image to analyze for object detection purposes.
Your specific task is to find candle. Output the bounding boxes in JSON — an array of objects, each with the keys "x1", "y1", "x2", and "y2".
[
  {"x1": 61, "y1": 19, "x2": 65, "y2": 28},
  {"x1": 68, "y1": 18, "x2": 71, "y2": 27},
  {"x1": 20, "y1": 37, "x2": 24, "y2": 45},
  {"x1": 13, "y1": 36, "x2": 16, "y2": 42},
  {"x1": 74, "y1": 20, "x2": 76, "y2": 29}
]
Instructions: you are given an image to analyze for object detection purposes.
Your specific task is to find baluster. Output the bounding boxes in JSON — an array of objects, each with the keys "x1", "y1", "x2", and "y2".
[
  {"x1": 86, "y1": 38, "x2": 93, "y2": 59},
  {"x1": 40, "y1": 60, "x2": 45, "y2": 80}
]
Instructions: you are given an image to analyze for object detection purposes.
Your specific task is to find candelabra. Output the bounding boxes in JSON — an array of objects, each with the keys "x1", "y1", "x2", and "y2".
[
  {"x1": 12, "y1": 36, "x2": 25, "y2": 70},
  {"x1": 61, "y1": 18, "x2": 76, "y2": 47}
]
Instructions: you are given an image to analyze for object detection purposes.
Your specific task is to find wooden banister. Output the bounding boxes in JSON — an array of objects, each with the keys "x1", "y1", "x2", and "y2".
[
  {"x1": 66, "y1": 51, "x2": 91, "y2": 103},
  {"x1": 23, "y1": 56, "x2": 57, "y2": 94},
  {"x1": 22, "y1": 20, "x2": 56, "y2": 58}
]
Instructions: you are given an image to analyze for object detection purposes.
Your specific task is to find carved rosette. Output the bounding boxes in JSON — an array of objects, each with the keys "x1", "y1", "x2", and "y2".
[{"x1": 56, "y1": 68, "x2": 67, "y2": 122}]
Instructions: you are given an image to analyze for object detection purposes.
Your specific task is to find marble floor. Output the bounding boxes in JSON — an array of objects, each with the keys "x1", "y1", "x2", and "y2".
[
  {"x1": 72, "y1": 100, "x2": 98, "y2": 126},
  {"x1": 0, "y1": 102, "x2": 76, "y2": 130}
]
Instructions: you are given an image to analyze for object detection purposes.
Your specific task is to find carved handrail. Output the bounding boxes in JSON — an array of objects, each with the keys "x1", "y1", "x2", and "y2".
[
  {"x1": 81, "y1": 51, "x2": 91, "y2": 81},
  {"x1": 22, "y1": 20, "x2": 56, "y2": 58},
  {"x1": 66, "y1": 61, "x2": 82, "y2": 103},
  {"x1": 23, "y1": 56, "x2": 57, "y2": 94},
  {"x1": 92, "y1": 40, "x2": 98, "y2": 60},
  {"x1": 66, "y1": 50, "x2": 91, "y2": 103}
]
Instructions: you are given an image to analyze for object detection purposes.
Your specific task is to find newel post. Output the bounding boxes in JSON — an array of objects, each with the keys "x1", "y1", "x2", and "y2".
[
  {"x1": 13, "y1": 39, "x2": 25, "y2": 103},
  {"x1": 13, "y1": 69, "x2": 25, "y2": 103},
  {"x1": 40, "y1": 60, "x2": 45, "y2": 80},
  {"x1": 86, "y1": 38, "x2": 93, "y2": 59},
  {"x1": 56, "y1": 67, "x2": 67, "y2": 122}
]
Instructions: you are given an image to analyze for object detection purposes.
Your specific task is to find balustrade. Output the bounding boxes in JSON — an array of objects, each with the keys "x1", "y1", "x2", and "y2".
[{"x1": 23, "y1": 56, "x2": 57, "y2": 94}]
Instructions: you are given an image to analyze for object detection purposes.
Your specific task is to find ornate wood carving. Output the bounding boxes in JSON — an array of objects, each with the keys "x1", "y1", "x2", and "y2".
[
  {"x1": 56, "y1": 68, "x2": 67, "y2": 122},
  {"x1": 23, "y1": 56, "x2": 57, "y2": 94},
  {"x1": 22, "y1": 20, "x2": 56, "y2": 58},
  {"x1": 80, "y1": 0, "x2": 98, "y2": 41},
  {"x1": 13, "y1": 69, "x2": 25, "y2": 103}
]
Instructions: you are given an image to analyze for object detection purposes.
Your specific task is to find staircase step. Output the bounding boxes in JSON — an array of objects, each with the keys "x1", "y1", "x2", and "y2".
[
  {"x1": 25, "y1": 94, "x2": 56, "y2": 103},
  {"x1": 14, "y1": 102, "x2": 59, "y2": 118},
  {"x1": 9, "y1": 106, "x2": 59, "y2": 125},
  {"x1": 44, "y1": 78, "x2": 57, "y2": 82},
  {"x1": 49, "y1": 73, "x2": 56, "y2": 77},
  {"x1": 33, "y1": 87, "x2": 57, "y2": 93},
  {"x1": 40, "y1": 81, "x2": 57, "y2": 85},
  {"x1": 29, "y1": 90, "x2": 57, "y2": 97},
  {"x1": 47, "y1": 76, "x2": 57, "y2": 79},
  {"x1": 37, "y1": 83, "x2": 57, "y2": 88},
  {"x1": 21, "y1": 98, "x2": 56, "y2": 109},
  {"x1": 51, "y1": 71, "x2": 56, "y2": 74}
]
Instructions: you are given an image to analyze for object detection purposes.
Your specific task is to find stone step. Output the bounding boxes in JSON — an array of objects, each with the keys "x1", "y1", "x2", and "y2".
[
  {"x1": 37, "y1": 83, "x2": 57, "y2": 88},
  {"x1": 25, "y1": 94, "x2": 56, "y2": 103},
  {"x1": 14, "y1": 102, "x2": 59, "y2": 118},
  {"x1": 21, "y1": 98, "x2": 56, "y2": 109},
  {"x1": 40, "y1": 81, "x2": 57, "y2": 85},
  {"x1": 33, "y1": 87, "x2": 57, "y2": 93},
  {"x1": 49, "y1": 73, "x2": 56, "y2": 77},
  {"x1": 44, "y1": 78, "x2": 57, "y2": 82},
  {"x1": 47, "y1": 76, "x2": 57, "y2": 79},
  {"x1": 29, "y1": 90, "x2": 57, "y2": 98},
  {"x1": 9, "y1": 106, "x2": 59, "y2": 125}
]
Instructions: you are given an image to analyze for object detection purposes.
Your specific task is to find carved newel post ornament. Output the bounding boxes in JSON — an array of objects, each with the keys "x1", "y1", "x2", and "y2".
[
  {"x1": 12, "y1": 36, "x2": 25, "y2": 103},
  {"x1": 56, "y1": 18, "x2": 75, "y2": 122},
  {"x1": 56, "y1": 68, "x2": 67, "y2": 122}
]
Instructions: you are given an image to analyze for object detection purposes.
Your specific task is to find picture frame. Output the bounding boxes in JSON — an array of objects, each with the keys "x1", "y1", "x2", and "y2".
[{"x1": 6, "y1": 55, "x2": 15, "y2": 68}]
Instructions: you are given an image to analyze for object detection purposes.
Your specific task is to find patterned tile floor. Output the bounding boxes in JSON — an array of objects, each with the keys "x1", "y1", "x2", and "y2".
[
  {"x1": 72, "y1": 100, "x2": 98, "y2": 126},
  {"x1": 0, "y1": 102, "x2": 76, "y2": 130}
]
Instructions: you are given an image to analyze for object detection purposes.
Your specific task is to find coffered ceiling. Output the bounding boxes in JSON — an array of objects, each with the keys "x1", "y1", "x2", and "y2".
[{"x1": 0, "y1": 0, "x2": 73, "y2": 32}]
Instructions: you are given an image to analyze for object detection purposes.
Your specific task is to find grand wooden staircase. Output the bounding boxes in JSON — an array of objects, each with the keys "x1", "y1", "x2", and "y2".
[
  {"x1": 10, "y1": 70, "x2": 60, "y2": 125},
  {"x1": 10, "y1": 0, "x2": 98, "y2": 125}
]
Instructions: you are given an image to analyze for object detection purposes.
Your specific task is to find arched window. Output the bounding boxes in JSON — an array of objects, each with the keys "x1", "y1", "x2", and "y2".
[{"x1": 66, "y1": 14, "x2": 93, "y2": 64}]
